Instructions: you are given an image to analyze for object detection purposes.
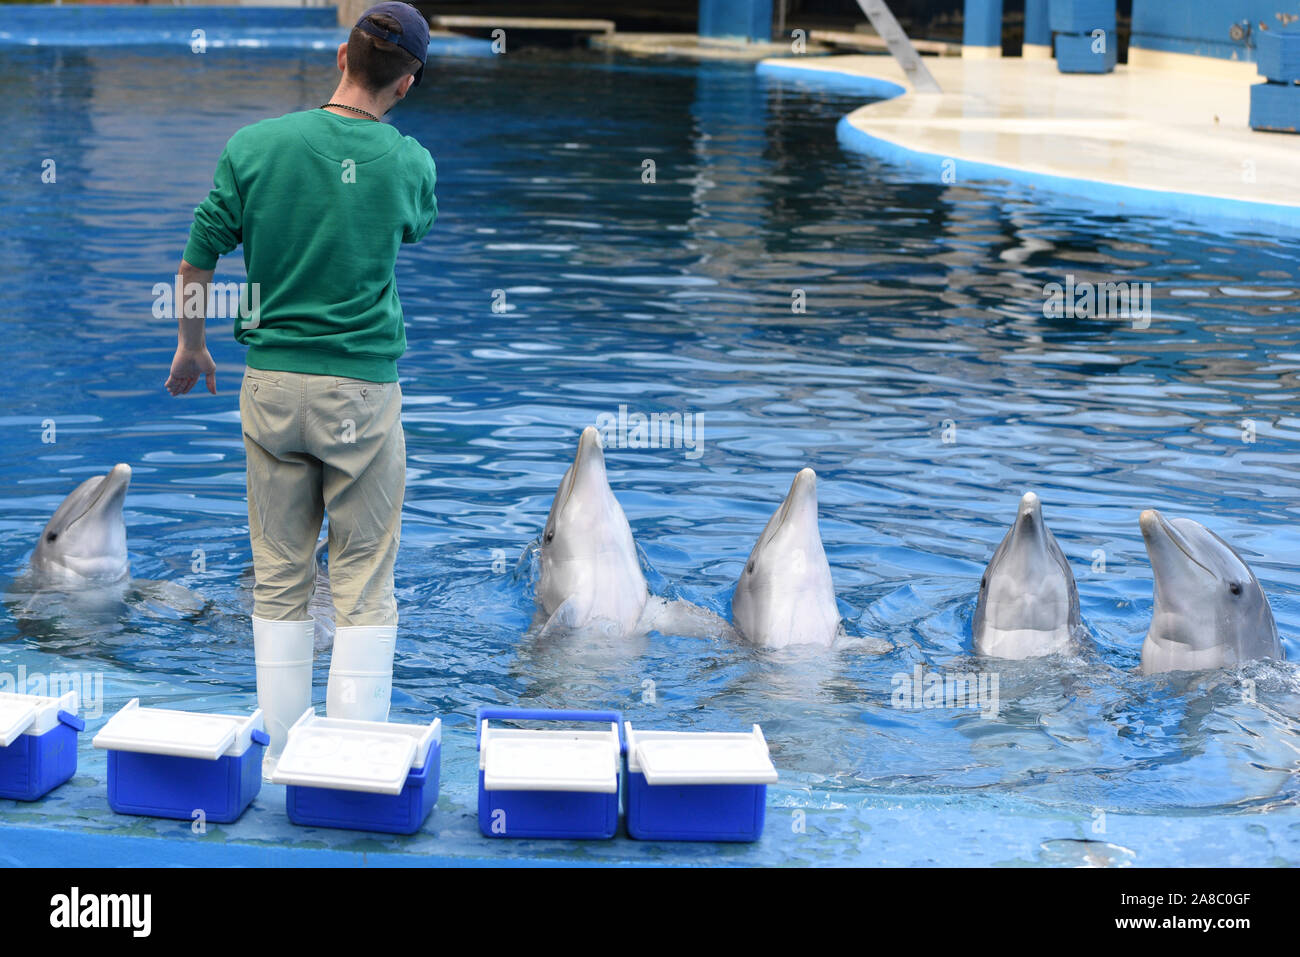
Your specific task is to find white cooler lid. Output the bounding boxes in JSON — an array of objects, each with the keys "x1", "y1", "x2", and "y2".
[
  {"x1": 271, "y1": 711, "x2": 440, "y2": 796},
  {"x1": 92, "y1": 699, "x2": 258, "y2": 760},
  {"x1": 482, "y1": 732, "x2": 619, "y2": 793},
  {"x1": 0, "y1": 691, "x2": 78, "y2": 747},
  {"x1": 627, "y1": 723, "x2": 779, "y2": 786},
  {"x1": 0, "y1": 696, "x2": 41, "y2": 748}
]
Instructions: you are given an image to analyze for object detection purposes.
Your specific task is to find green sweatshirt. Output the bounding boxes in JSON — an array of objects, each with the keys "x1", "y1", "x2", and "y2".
[{"x1": 183, "y1": 109, "x2": 437, "y2": 382}]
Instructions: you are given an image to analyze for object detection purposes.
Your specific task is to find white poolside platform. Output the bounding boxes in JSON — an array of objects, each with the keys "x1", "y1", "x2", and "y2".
[
  {"x1": 431, "y1": 14, "x2": 615, "y2": 34},
  {"x1": 758, "y1": 53, "x2": 1300, "y2": 226}
]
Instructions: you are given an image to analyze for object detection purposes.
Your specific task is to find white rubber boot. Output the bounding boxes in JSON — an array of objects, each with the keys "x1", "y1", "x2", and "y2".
[
  {"x1": 326, "y1": 625, "x2": 396, "y2": 722},
  {"x1": 252, "y1": 615, "x2": 315, "y2": 781}
]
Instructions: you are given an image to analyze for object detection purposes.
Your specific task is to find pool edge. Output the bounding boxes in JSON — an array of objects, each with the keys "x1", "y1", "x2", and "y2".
[{"x1": 755, "y1": 57, "x2": 1300, "y2": 232}]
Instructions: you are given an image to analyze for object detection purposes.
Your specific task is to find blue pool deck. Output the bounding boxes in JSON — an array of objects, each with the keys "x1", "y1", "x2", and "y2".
[
  {"x1": 758, "y1": 53, "x2": 1300, "y2": 230},
  {"x1": 7, "y1": 749, "x2": 1300, "y2": 867},
  {"x1": 8, "y1": 731, "x2": 1300, "y2": 866}
]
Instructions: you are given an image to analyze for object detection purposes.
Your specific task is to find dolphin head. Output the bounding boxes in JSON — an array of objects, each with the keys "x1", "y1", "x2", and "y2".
[
  {"x1": 30, "y1": 464, "x2": 132, "y2": 586},
  {"x1": 1139, "y1": 509, "x2": 1279, "y2": 674},
  {"x1": 973, "y1": 492, "x2": 1080, "y2": 658},
  {"x1": 731, "y1": 468, "x2": 840, "y2": 649},
  {"x1": 536, "y1": 427, "x2": 647, "y2": 634}
]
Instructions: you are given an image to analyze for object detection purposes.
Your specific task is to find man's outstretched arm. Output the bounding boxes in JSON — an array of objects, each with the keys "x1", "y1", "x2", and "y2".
[{"x1": 164, "y1": 259, "x2": 217, "y2": 396}]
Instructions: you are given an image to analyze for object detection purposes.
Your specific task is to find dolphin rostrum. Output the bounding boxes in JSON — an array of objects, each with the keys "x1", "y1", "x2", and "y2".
[
  {"x1": 1139, "y1": 510, "x2": 1282, "y2": 674},
  {"x1": 973, "y1": 491, "x2": 1081, "y2": 659},
  {"x1": 534, "y1": 426, "x2": 731, "y2": 640},
  {"x1": 30, "y1": 464, "x2": 132, "y2": 587},
  {"x1": 731, "y1": 468, "x2": 841, "y2": 649}
]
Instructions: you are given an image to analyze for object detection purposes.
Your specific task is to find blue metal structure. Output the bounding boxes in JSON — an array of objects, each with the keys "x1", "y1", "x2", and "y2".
[
  {"x1": 698, "y1": 0, "x2": 774, "y2": 42},
  {"x1": 1024, "y1": 0, "x2": 1052, "y2": 51},
  {"x1": 1130, "y1": 0, "x2": 1293, "y2": 60},
  {"x1": 966, "y1": 0, "x2": 1297, "y2": 63},
  {"x1": 962, "y1": 0, "x2": 1005, "y2": 51}
]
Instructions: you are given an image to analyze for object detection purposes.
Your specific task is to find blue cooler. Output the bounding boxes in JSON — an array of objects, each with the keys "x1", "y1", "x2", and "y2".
[
  {"x1": 0, "y1": 691, "x2": 83, "y2": 801},
  {"x1": 477, "y1": 708, "x2": 622, "y2": 840},
  {"x1": 272, "y1": 709, "x2": 442, "y2": 835},
  {"x1": 93, "y1": 699, "x2": 267, "y2": 824},
  {"x1": 624, "y1": 723, "x2": 777, "y2": 842}
]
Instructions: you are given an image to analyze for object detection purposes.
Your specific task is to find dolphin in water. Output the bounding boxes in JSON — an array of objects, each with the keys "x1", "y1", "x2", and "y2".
[
  {"x1": 534, "y1": 426, "x2": 730, "y2": 639},
  {"x1": 731, "y1": 468, "x2": 842, "y2": 649},
  {"x1": 1139, "y1": 510, "x2": 1282, "y2": 675},
  {"x1": 973, "y1": 492, "x2": 1082, "y2": 659},
  {"x1": 29, "y1": 463, "x2": 132, "y2": 587},
  {"x1": 8, "y1": 463, "x2": 208, "y2": 649}
]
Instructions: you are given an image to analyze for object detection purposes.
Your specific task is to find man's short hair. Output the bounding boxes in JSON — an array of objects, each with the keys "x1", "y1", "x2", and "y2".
[{"x1": 347, "y1": 12, "x2": 421, "y2": 92}]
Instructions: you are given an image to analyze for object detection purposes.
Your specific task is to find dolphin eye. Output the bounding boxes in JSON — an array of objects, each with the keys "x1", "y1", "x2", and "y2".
[
  {"x1": 746, "y1": 561, "x2": 755, "y2": 574},
  {"x1": 543, "y1": 530, "x2": 554, "y2": 544},
  {"x1": 45, "y1": 532, "x2": 57, "y2": 542},
  {"x1": 980, "y1": 576, "x2": 987, "y2": 590},
  {"x1": 1229, "y1": 582, "x2": 1242, "y2": 596}
]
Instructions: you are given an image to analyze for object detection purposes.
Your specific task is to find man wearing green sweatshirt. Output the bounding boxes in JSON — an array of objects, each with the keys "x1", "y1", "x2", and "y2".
[{"x1": 164, "y1": 2, "x2": 437, "y2": 775}]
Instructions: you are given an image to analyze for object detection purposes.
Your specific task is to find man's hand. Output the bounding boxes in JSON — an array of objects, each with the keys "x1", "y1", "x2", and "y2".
[
  {"x1": 164, "y1": 259, "x2": 217, "y2": 396},
  {"x1": 165, "y1": 346, "x2": 217, "y2": 395}
]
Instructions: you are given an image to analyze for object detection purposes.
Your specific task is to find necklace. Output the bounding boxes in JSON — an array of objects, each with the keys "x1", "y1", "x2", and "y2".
[{"x1": 321, "y1": 102, "x2": 380, "y2": 121}]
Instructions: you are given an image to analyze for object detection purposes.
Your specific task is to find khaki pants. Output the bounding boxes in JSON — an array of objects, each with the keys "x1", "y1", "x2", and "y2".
[{"x1": 239, "y1": 368, "x2": 405, "y2": 627}]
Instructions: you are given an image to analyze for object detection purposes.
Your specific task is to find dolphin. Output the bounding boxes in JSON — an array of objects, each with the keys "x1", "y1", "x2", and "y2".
[
  {"x1": 731, "y1": 468, "x2": 842, "y2": 649},
  {"x1": 8, "y1": 463, "x2": 211, "y2": 652},
  {"x1": 1139, "y1": 510, "x2": 1282, "y2": 674},
  {"x1": 29, "y1": 463, "x2": 132, "y2": 587},
  {"x1": 534, "y1": 426, "x2": 731, "y2": 639},
  {"x1": 973, "y1": 492, "x2": 1081, "y2": 659}
]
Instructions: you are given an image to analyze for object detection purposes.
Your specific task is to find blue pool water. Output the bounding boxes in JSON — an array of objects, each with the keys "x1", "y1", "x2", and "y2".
[{"x1": 2, "y1": 42, "x2": 1300, "y2": 866}]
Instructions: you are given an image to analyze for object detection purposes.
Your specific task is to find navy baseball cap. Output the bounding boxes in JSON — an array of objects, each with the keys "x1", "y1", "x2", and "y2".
[{"x1": 354, "y1": 1, "x2": 430, "y2": 86}]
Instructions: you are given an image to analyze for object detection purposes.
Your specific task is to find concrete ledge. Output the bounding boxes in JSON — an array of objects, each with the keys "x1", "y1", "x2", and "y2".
[
  {"x1": 809, "y1": 28, "x2": 960, "y2": 57},
  {"x1": 1127, "y1": 45, "x2": 1261, "y2": 80},
  {"x1": 756, "y1": 53, "x2": 1300, "y2": 231},
  {"x1": 592, "y1": 32, "x2": 830, "y2": 61},
  {"x1": 431, "y1": 15, "x2": 615, "y2": 35}
]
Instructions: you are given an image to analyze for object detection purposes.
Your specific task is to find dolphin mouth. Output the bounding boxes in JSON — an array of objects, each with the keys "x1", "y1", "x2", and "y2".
[
  {"x1": 67, "y1": 464, "x2": 131, "y2": 532},
  {"x1": 769, "y1": 468, "x2": 817, "y2": 539},
  {"x1": 551, "y1": 427, "x2": 605, "y2": 523},
  {"x1": 1140, "y1": 508, "x2": 1214, "y2": 577},
  {"x1": 1015, "y1": 491, "x2": 1041, "y2": 530},
  {"x1": 1007, "y1": 491, "x2": 1052, "y2": 556}
]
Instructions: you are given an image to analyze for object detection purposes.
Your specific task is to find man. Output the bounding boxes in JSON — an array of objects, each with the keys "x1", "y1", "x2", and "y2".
[{"x1": 164, "y1": 2, "x2": 437, "y2": 776}]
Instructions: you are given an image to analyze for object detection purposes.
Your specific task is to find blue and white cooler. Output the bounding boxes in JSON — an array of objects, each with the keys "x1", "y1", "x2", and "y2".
[
  {"x1": 271, "y1": 709, "x2": 441, "y2": 835},
  {"x1": 624, "y1": 723, "x2": 777, "y2": 842},
  {"x1": 93, "y1": 698, "x2": 267, "y2": 824},
  {"x1": 0, "y1": 690, "x2": 83, "y2": 801},
  {"x1": 477, "y1": 708, "x2": 622, "y2": 840}
]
